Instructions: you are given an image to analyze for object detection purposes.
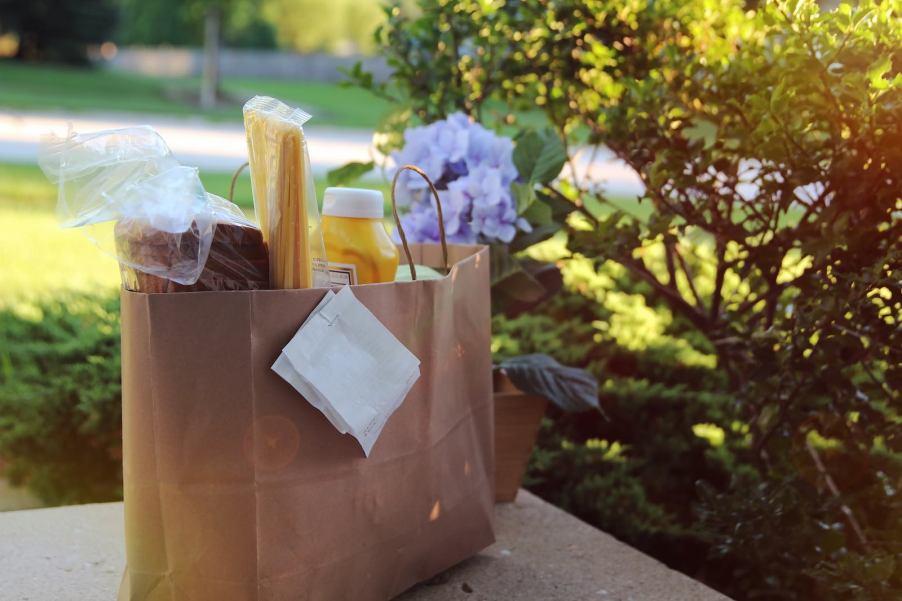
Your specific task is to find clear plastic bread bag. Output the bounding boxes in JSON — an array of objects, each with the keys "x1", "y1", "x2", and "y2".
[
  {"x1": 243, "y1": 96, "x2": 329, "y2": 289},
  {"x1": 38, "y1": 126, "x2": 269, "y2": 292}
]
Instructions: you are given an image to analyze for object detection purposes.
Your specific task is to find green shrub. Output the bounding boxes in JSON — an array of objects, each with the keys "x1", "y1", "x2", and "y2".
[
  {"x1": 354, "y1": 1, "x2": 902, "y2": 599},
  {"x1": 0, "y1": 295, "x2": 122, "y2": 505},
  {"x1": 493, "y1": 255, "x2": 742, "y2": 575}
]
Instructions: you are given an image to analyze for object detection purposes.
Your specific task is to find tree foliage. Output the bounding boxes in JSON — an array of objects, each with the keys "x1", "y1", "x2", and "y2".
[
  {"x1": 0, "y1": 0, "x2": 117, "y2": 63},
  {"x1": 117, "y1": 0, "x2": 389, "y2": 53},
  {"x1": 118, "y1": 0, "x2": 277, "y2": 49},
  {"x1": 352, "y1": 1, "x2": 902, "y2": 599},
  {"x1": 262, "y1": 0, "x2": 386, "y2": 54}
]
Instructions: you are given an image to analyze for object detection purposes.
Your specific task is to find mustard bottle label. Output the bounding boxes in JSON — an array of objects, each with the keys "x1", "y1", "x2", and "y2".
[{"x1": 327, "y1": 261, "x2": 358, "y2": 286}]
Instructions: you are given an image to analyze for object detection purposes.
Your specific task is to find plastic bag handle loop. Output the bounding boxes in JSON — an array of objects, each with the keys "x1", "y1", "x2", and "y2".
[{"x1": 390, "y1": 164, "x2": 449, "y2": 281}]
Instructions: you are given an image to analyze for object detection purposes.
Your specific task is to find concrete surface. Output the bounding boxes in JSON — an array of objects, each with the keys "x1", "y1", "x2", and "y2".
[
  {"x1": 0, "y1": 490, "x2": 730, "y2": 601},
  {"x1": 106, "y1": 47, "x2": 392, "y2": 82}
]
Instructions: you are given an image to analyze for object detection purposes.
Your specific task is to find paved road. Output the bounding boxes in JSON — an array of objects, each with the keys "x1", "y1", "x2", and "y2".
[{"x1": 0, "y1": 109, "x2": 643, "y2": 196}]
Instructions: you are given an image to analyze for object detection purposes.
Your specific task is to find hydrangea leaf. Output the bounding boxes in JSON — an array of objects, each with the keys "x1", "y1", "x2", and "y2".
[
  {"x1": 512, "y1": 181, "x2": 537, "y2": 214},
  {"x1": 514, "y1": 129, "x2": 567, "y2": 184},
  {"x1": 522, "y1": 198, "x2": 553, "y2": 226},
  {"x1": 326, "y1": 161, "x2": 375, "y2": 187}
]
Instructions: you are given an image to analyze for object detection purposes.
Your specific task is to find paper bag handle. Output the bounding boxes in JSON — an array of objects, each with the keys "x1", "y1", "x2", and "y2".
[
  {"x1": 229, "y1": 162, "x2": 250, "y2": 203},
  {"x1": 390, "y1": 164, "x2": 449, "y2": 281}
]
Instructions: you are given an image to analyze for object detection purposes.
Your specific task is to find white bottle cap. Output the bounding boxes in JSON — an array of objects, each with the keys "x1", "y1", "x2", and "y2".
[{"x1": 322, "y1": 187, "x2": 385, "y2": 219}]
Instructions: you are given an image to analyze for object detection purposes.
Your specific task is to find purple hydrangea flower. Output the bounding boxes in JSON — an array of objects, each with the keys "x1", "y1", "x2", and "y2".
[
  {"x1": 391, "y1": 112, "x2": 529, "y2": 245},
  {"x1": 395, "y1": 188, "x2": 478, "y2": 245},
  {"x1": 466, "y1": 126, "x2": 517, "y2": 185},
  {"x1": 456, "y1": 164, "x2": 519, "y2": 243}
]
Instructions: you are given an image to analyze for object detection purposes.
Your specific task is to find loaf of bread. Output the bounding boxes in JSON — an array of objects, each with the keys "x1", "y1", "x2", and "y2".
[{"x1": 116, "y1": 220, "x2": 270, "y2": 293}]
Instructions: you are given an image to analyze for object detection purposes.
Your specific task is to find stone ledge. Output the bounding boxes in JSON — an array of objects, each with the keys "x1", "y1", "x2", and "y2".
[{"x1": 0, "y1": 490, "x2": 731, "y2": 601}]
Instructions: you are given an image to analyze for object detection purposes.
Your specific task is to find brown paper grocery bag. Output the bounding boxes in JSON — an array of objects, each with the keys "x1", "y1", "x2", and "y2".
[{"x1": 118, "y1": 240, "x2": 495, "y2": 601}]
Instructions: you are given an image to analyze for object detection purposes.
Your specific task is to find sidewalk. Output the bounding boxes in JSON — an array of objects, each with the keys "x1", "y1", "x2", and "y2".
[
  {"x1": 0, "y1": 109, "x2": 644, "y2": 196},
  {"x1": 0, "y1": 109, "x2": 375, "y2": 175}
]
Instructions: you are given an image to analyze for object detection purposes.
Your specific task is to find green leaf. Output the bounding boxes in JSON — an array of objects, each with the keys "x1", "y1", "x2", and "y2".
[
  {"x1": 513, "y1": 129, "x2": 567, "y2": 184},
  {"x1": 339, "y1": 61, "x2": 372, "y2": 89},
  {"x1": 785, "y1": 0, "x2": 806, "y2": 17},
  {"x1": 852, "y1": 7, "x2": 875, "y2": 29},
  {"x1": 326, "y1": 161, "x2": 375, "y2": 187},
  {"x1": 522, "y1": 198, "x2": 553, "y2": 225},
  {"x1": 497, "y1": 269, "x2": 548, "y2": 304},
  {"x1": 867, "y1": 55, "x2": 892, "y2": 89},
  {"x1": 835, "y1": 4, "x2": 852, "y2": 31},
  {"x1": 683, "y1": 119, "x2": 718, "y2": 149},
  {"x1": 511, "y1": 181, "x2": 536, "y2": 215},
  {"x1": 499, "y1": 354, "x2": 600, "y2": 413},
  {"x1": 490, "y1": 245, "x2": 547, "y2": 304}
]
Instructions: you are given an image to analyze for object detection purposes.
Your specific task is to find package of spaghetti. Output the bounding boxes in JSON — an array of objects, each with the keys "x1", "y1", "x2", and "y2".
[
  {"x1": 38, "y1": 126, "x2": 269, "y2": 292},
  {"x1": 243, "y1": 96, "x2": 329, "y2": 289}
]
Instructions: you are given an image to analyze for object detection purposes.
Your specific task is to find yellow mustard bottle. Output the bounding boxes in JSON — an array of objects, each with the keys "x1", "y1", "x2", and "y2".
[{"x1": 321, "y1": 187, "x2": 399, "y2": 285}]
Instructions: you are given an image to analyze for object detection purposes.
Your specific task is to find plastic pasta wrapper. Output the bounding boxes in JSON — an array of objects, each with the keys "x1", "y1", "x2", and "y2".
[
  {"x1": 38, "y1": 126, "x2": 269, "y2": 292},
  {"x1": 243, "y1": 96, "x2": 329, "y2": 289}
]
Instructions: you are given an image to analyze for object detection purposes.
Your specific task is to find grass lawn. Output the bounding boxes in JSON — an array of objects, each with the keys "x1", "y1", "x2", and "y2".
[
  {"x1": 0, "y1": 61, "x2": 390, "y2": 129},
  {"x1": 1, "y1": 161, "x2": 259, "y2": 210},
  {"x1": 1, "y1": 206, "x2": 121, "y2": 303},
  {"x1": 0, "y1": 61, "x2": 559, "y2": 133}
]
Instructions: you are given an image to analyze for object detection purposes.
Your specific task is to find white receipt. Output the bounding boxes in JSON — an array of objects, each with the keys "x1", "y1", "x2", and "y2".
[{"x1": 272, "y1": 286, "x2": 421, "y2": 456}]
